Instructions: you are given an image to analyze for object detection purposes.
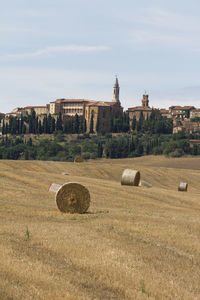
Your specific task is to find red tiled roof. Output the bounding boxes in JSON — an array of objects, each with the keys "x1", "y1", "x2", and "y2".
[
  {"x1": 24, "y1": 106, "x2": 47, "y2": 109},
  {"x1": 191, "y1": 108, "x2": 200, "y2": 112},
  {"x1": 55, "y1": 99, "x2": 91, "y2": 104},
  {"x1": 53, "y1": 98, "x2": 119, "y2": 107},
  {"x1": 160, "y1": 109, "x2": 169, "y2": 113},
  {"x1": 183, "y1": 106, "x2": 195, "y2": 109},
  {"x1": 87, "y1": 101, "x2": 117, "y2": 107},
  {"x1": 169, "y1": 105, "x2": 195, "y2": 110},
  {"x1": 128, "y1": 106, "x2": 152, "y2": 112}
]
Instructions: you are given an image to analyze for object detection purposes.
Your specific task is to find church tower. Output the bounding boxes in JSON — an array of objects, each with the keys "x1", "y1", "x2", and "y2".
[
  {"x1": 142, "y1": 94, "x2": 149, "y2": 108},
  {"x1": 112, "y1": 76, "x2": 120, "y2": 103}
]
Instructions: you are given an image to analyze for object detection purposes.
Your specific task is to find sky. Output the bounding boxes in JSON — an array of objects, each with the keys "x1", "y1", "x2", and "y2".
[{"x1": 1, "y1": 0, "x2": 200, "y2": 113}]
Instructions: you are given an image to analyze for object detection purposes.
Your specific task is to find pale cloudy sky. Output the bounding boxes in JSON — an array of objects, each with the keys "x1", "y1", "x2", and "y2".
[{"x1": 1, "y1": 0, "x2": 200, "y2": 112}]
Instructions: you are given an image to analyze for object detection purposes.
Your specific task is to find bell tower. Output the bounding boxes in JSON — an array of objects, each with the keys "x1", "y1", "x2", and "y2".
[
  {"x1": 142, "y1": 94, "x2": 149, "y2": 108},
  {"x1": 112, "y1": 76, "x2": 120, "y2": 103}
]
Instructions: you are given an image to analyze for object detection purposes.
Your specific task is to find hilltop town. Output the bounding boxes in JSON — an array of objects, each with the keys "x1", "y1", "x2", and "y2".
[{"x1": 1, "y1": 77, "x2": 200, "y2": 135}]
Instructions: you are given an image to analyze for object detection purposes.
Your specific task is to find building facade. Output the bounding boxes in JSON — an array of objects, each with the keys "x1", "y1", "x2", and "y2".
[
  {"x1": 127, "y1": 94, "x2": 152, "y2": 122},
  {"x1": 49, "y1": 77, "x2": 123, "y2": 133},
  {"x1": 169, "y1": 106, "x2": 195, "y2": 119}
]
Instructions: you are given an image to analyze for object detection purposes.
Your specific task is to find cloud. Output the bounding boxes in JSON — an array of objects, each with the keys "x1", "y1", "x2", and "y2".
[
  {"x1": 128, "y1": 8, "x2": 200, "y2": 50},
  {"x1": 135, "y1": 7, "x2": 200, "y2": 32},
  {"x1": 0, "y1": 25, "x2": 32, "y2": 33},
  {"x1": 1, "y1": 66, "x2": 200, "y2": 113},
  {"x1": 0, "y1": 45, "x2": 110, "y2": 62},
  {"x1": 0, "y1": 67, "x2": 114, "y2": 113}
]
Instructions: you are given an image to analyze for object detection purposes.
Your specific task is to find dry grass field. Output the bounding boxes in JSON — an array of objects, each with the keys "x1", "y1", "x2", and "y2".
[{"x1": 0, "y1": 156, "x2": 200, "y2": 299}]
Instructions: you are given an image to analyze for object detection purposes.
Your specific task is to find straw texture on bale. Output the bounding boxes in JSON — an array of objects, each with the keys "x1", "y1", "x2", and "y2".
[
  {"x1": 56, "y1": 182, "x2": 90, "y2": 213},
  {"x1": 178, "y1": 182, "x2": 188, "y2": 192},
  {"x1": 121, "y1": 169, "x2": 140, "y2": 186},
  {"x1": 74, "y1": 156, "x2": 84, "y2": 163}
]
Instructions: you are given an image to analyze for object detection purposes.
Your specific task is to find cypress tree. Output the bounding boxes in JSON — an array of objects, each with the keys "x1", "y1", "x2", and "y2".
[
  {"x1": 131, "y1": 116, "x2": 136, "y2": 131},
  {"x1": 96, "y1": 114, "x2": 100, "y2": 133},
  {"x1": 25, "y1": 150, "x2": 29, "y2": 160},
  {"x1": 80, "y1": 118, "x2": 84, "y2": 133},
  {"x1": 56, "y1": 112, "x2": 63, "y2": 131},
  {"x1": 19, "y1": 118, "x2": 23, "y2": 134},
  {"x1": 2, "y1": 120, "x2": 5, "y2": 135},
  {"x1": 89, "y1": 114, "x2": 94, "y2": 134},
  {"x1": 35, "y1": 116, "x2": 39, "y2": 134},
  {"x1": 38, "y1": 120, "x2": 42, "y2": 134},
  {"x1": 43, "y1": 116, "x2": 48, "y2": 133},
  {"x1": 97, "y1": 141, "x2": 103, "y2": 157},
  {"x1": 50, "y1": 117, "x2": 55, "y2": 133},
  {"x1": 74, "y1": 114, "x2": 79, "y2": 133},
  {"x1": 22, "y1": 124, "x2": 26, "y2": 134},
  {"x1": 64, "y1": 120, "x2": 69, "y2": 133}
]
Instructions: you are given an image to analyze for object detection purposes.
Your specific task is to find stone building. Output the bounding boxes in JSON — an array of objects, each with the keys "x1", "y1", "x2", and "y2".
[
  {"x1": 49, "y1": 77, "x2": 123, "y2": 133},
  {"x1": 172, "y1": 118, "x2": 200, "y2": 134},
  {"x1": 127, "y1": 94, "x2": 152, "y2": 122},
  {"x1": 23, "y1": 105, "x2": 49, "y2": 115},
  {"x1": 190, "y1": 109, "x2": 200, "y2": 119},
  {"x1": 169, "y1": 106, "x2": 195, "y2": 119},
  {"x1": 159, "y1": 109, "x2": 170, "y2": 118},
  {"x1": 7, "y1": 105, "x2": 49, "y2": 117},
  {"x1": 2, "y1": 77, "x2": 122, "y2": 134}
]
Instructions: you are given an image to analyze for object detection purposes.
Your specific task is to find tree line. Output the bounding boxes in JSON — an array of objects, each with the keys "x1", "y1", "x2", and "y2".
[
  {"x1": 0, "y1": 131, "x2": 199, "y2": 161},
  {"x1": 2, "y1": 111, "x2": 87, "y2": 135},
  {"x1": 2, "y1": 109, "x2": 173, "y2": 135}
]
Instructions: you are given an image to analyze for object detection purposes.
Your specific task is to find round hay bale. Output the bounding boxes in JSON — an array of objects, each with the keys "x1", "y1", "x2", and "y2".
[
  {"x1": 178, "y1": 182, "x2": 188, "y2": 192},
  {"x1": 62, "y1": 172, "x2": 70, "y2": 176},
  {"x1": 74, "y1": 156, "x2": 84, "y2": 163},
  {"x1": 56, "y1": 182, "x2": 90, "y2": 213},
  {"x1": 121, "y1": 169, "x2": 140, "y2": 186}
]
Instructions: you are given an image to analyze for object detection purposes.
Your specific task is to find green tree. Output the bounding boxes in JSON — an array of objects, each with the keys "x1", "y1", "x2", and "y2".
[
  {"x1": 74, "y1": 114, "x2": 79, "y2": 133},
  {"x1": 89, "y1": 114, "x2": 94, "y2": 133},
  {"x1": 97, "y1": 141, "x2": 103, "y2": 157},
  {"x1": 2, "y1": 120, "x2": 5, "y2": 135},
  {"x1": 96, "y1": 114, "x2": 100, "y2": 133},
  {"x1": 56, "y1": 112, "x2": 63, "y2": 131},
  {"x1": 131, "y1": 116, "x2": 136, "y2": 131}
]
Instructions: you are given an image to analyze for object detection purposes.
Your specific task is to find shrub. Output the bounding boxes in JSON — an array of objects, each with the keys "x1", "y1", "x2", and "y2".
[{"x1": 82, "y1": 152, "x2": 90, "y2": 160}]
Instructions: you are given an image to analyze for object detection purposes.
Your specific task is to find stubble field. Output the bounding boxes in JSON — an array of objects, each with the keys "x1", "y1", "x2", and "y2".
[{"x1": 0, "y1": 156, "x2": 200, "y2": 299}]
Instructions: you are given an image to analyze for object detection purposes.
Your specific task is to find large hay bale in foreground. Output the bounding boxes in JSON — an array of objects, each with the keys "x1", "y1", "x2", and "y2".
[
  {"x1": 121, "y1": 169, "x2": 140, "y2": 186},
  {"x1": 178, "y1": 182, "x2": 188, "y2": 192},
  {"x1": 56, "y1": 182, "x2": 90, "y2": 213}
]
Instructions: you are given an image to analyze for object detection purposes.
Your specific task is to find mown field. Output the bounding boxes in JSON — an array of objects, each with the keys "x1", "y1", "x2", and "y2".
[{"x1": 0, "y1": 156, "x2": 200, "y2": 299}]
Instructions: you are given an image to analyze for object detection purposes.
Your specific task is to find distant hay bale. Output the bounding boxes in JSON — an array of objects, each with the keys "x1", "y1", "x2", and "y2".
[
  {"x1": 121, "y1": 169, "x2": 140, "y2": 186},
  {"x1": 62, "y1": 172, "x2": 70, "y2": 175},
  {"x1": 178, "y1": 182, "x2": 188, "y2": 192},
  {"x1": 139, "y1": 180, "x2": 152, "y2": 188},
  {"x1": 74, "y1": 156, "x2": 84, "y2": 163},
  {"x1": 56, "y1": 182, "x2": 90, "y2": 213}
]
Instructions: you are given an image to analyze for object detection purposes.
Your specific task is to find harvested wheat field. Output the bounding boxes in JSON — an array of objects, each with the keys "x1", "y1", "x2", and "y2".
[{"x1": 0, "y1": 155, "x2": 200, "y2": 299}]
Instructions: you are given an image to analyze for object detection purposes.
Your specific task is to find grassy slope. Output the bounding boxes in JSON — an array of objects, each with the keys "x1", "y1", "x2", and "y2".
[{"x1": 0, "y1": 156, "x2": 200, "y2": 299}]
